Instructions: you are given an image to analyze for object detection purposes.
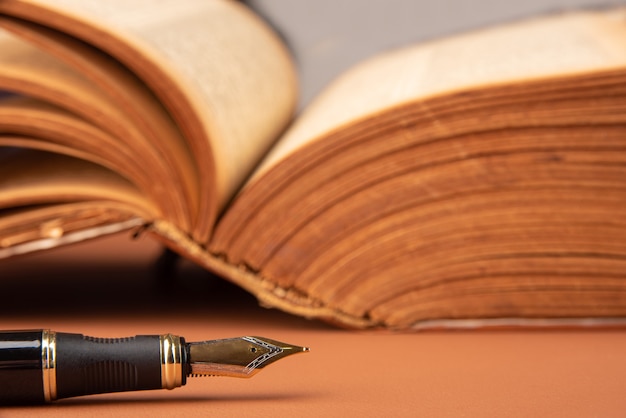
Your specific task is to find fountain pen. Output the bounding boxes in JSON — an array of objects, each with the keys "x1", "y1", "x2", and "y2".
[{"x1": 0, "y1": 329, "x2": 309, "y2": 404}]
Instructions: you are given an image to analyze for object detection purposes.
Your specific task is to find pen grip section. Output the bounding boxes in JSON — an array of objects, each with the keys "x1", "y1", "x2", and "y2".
[{"x1": 55, "y1": 332, "x2": 163, "y2": 399}]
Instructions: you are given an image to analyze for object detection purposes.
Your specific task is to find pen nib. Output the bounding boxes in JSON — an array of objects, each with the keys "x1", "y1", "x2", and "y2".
[{"x1": 188, "y1": 336, "x2": 309, "y2": 378}]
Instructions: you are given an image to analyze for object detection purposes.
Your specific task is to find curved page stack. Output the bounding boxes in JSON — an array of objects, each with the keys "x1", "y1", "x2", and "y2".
[{"x1": 1, "y1": 0, "x2": 625, "y2": 329}]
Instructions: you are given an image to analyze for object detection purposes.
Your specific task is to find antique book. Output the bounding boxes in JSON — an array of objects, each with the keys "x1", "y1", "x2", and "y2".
[{"x1": 1, "y1": 0, "x2": 626, "y2": 329}]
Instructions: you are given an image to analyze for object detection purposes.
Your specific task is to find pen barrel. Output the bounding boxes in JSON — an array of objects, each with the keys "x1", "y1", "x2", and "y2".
[
  {"x1": 0, "y1": 330, "x2": 47, "y2": 404},
  {"x1": 0, "y1": 330, "x2": 188, "y2": 404}
]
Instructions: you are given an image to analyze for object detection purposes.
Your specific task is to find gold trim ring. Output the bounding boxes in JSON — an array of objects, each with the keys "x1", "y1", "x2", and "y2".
[
  {"x1": 41, "y1": 329, "x2": 57, "y2": 402},
  {"x1": 160, "y1": 334, "x2": 183, "y2": 390}
]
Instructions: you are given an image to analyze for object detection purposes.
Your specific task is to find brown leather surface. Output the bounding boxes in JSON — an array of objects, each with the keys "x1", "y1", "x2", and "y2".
[{"x1": 1, "y1": 233, "x2": 626, "y2": 417}]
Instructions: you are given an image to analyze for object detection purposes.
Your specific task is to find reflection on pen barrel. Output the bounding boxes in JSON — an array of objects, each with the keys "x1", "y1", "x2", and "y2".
[{"x1": 0, "y1": 330, "x2": 48, "y2": 403}]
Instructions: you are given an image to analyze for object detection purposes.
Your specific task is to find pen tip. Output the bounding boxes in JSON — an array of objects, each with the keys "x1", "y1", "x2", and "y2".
[{"x1": 188, "y1": 336, "x2": 309, "y2": 378}]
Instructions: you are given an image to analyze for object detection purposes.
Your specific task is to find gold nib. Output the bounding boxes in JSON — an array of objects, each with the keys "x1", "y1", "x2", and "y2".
[{"x1": 187, "y1": 336, "x2": 309, "y2": 378}]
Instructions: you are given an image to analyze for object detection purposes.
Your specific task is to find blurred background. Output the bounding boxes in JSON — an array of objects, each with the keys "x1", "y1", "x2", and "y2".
[{"x1": 248, "y1": 0, "x2": 620, "y2": 107}]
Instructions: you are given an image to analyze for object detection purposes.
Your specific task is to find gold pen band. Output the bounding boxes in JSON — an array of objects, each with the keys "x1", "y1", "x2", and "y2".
[
  {"x1": 41, "y1": 329, "x2": 57, "y2": 402},
  {"x1": 160, "y1": 334, "x2": 183, "y2": 390}
]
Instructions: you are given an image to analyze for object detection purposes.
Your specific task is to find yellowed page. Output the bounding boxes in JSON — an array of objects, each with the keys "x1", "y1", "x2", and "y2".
[
  {"x1": 209, "y1": 9, "x2": 626, "y2": 328},
  {"x1": 0, "y1": 202, "x2": 143, "y2": 256},
  {"x1": 0, "y1": 29, "x2": 140, "y2": 145},
  {"x1": 253, "y1": 9, "x2": 626, "y2": 179},
  {"x1": 0, "y1": 0, "x2": 297, "y2": 241},
  {"x1": 0, "y1": 98, "x2": 147, "y2": 189},
  {"x1": 0, "y1": 149, "x2": 152, "y2": 257},
  {"x1": 0, "y1": 29, "x2": 193, "y2": 229},
  {"x1": 0, "y1": 149, "x2": 157, "y2": 217}
]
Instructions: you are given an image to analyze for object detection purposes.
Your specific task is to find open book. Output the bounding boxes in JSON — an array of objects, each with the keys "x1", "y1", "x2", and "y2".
[{"x1": 1, "y1": 0, "x2": 626, "y2": 329}]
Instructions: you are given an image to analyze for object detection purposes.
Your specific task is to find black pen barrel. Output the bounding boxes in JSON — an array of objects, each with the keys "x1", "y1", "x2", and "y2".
[
  {"x1": 0, "y1": 330, "x2": 187, "y2": 404},
  {"x1": 0, "y1": 330, "x2": 47, "y2": 404}
]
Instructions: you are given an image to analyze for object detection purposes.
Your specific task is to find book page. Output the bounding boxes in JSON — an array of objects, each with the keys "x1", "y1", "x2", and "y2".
[
  {"x1": 0, "y1": 29, "x2": 138, "y2": 143},
  {"x1": 0, "y1": 94, "x2": 194, "y2": 226},
  {"x1": 0, "y1": 149, "x2": 157, "y2": 218},
  {"x1": 209, "y1": 8, "x2": 626, "y2": 328},
  {"x1": 0, "y1": 97, "x2": 147, "y2": 188},
  {"x1": 0, "y1": 149, "x2": 154, "y2": 256},
  {"x1": 252, "y1": 9, "x2": 626, "y2": 179},
  {"x1": 0, "y1": 25, "x2": 196, "y2": 230},
  {"x1": 0, "y1": 0, "x2": 297, "y2": 240}
]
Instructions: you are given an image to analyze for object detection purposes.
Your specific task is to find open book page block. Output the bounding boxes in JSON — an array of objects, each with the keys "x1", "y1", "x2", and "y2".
[{"x1": 1, "y1": 0, "x2": 626, "y2": 329}]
